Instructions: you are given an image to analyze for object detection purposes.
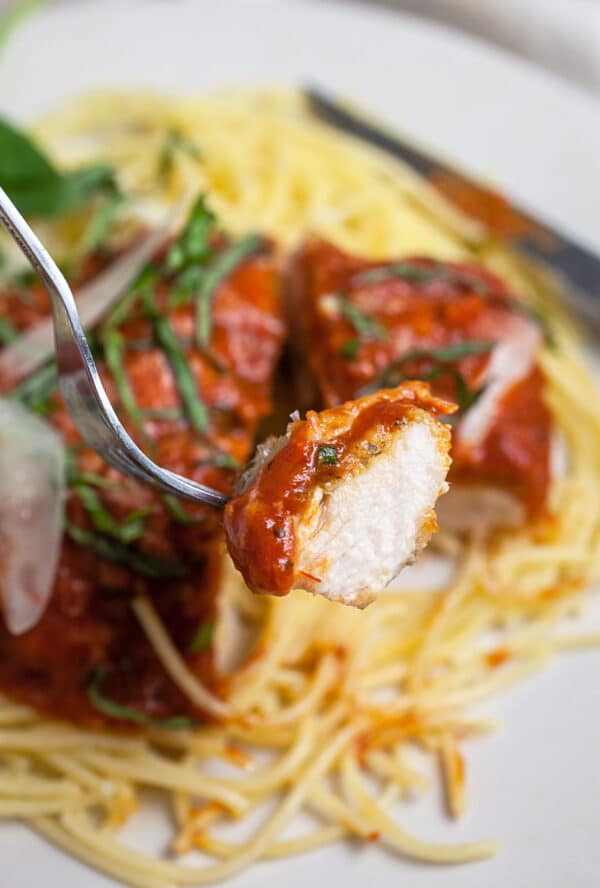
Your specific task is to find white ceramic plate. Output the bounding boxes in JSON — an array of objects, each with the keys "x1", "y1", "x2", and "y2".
[{"x1": 2, "y1": 2, "x2": 600, "y2": 886}]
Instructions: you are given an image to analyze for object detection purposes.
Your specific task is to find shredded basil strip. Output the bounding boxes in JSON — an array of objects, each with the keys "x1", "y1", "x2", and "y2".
[
  {"x1": 166, "y1": 197, "x2": 216, "y2": 273},
  {"x1": 10, "y1": 268, "x2": 37, "y2": 291},
  {"x1": 188, "y1": 621, "x2": 215, "y2": 654},
  {"x1": 163, "y1": 456, "x2": 236, "y2": 523},
  {"x1": 153, "y1": 315, "x2": 209, "y2": 434},
  {"x1": 96, "y1": 199, "x2": 264, "y2": 440},
  {"x1": 338, "y1": 338, "x2": 361, "y2": 360},
  {"x1": 196, "y1": 234, "x2": 265, "y2": 347},
  {"x1": 168, "y1": 265, "x2": 205, "y2": 308},
  {"x1": 74, "y1": 483, "x2": 151, "y2": 544},
  {"x1": 390, "y1": 341, "x2": 496, "y2": 365},
  {"x1": 164, "y1": 197, "x2": 219, "y2": 307},
  {"x1": 158, "y1": 129, "x2": 202, "y2": 182},
  {"x1": 363, "y1": 340, "x2": 495, "y2": 403},
  {"x1": 74, "y1": 190, "x2": 124, "y2": 261},
  {"x1": 88, "y1": 666, "x2": 195, "y2": 729},
  {"x1": 440, "y1": 380, "x2": 488, "y2": 421},
  {"x1": 455, "y1": 373, "x2": 487, "y2": 413},
  {"x1": 507, "y1": 298, "x2": 556, "y2": 348},
  {"x1": 338, "y1": 297, "x2": 386, "y2": 340},
  {"x1": 103, "y1": 266, "x2": 156, "y2": 331},
  {"x1": 140, "y1": 407, "x2": 184, "y2": 421},
  {"x1": 103, "y1": 330, "x2": 143, "y2": 427},
  {"x1": 457, "y1": 375, "x2": 484, "y2": 412},
  {"x1": 67, "y1": 470, "x2": 116, "y2": 490},
  {"x1": 354, "y1": 263, "x2": 553, "y2": 345},
  {"x1": 9, "y1": 361, "x2": 58, "y2": 413},
  {"x1": 316, "y1": 445, "x2": 338, "y2": 466},
  {"x1": 0, "y1": 317, "x2": 18, "y2": 344},
  {"x1": 162, "y1": 493, "x2": 201, "y2": 525},
  {"x1": 354, "y1": 262, "x2": 489, "y2": 294},
  {"x1": 354, "y1": 263, "x2": 437, "y2": 286},
  {"x1": 194, "y1": 451, "x2": 239, "y2": 471},
  {"x1": 66, "y1": 519, "x2": 187, "y2": 579}
]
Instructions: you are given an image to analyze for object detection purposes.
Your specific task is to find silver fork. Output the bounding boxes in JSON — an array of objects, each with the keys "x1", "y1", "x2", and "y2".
[{"x1": 0, "y1": 187, "x2": 228, "y2": 508}]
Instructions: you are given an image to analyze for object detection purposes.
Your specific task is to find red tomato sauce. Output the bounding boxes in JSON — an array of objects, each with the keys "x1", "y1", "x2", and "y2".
[{"x1": 0, "y1": 238, "x2": 286, "y2": 727}]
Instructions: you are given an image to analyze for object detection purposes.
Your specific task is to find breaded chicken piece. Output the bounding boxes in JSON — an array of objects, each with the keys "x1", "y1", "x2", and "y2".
[
  {"x1": 287, "y1": 239, "x2": 552, "y2": 534},
  {"x1": 0, "y1": 202, "x2": 286, "y2": 727},
  {"x1": 224, "y1": 383, "x2": 454, "y2": 607}
]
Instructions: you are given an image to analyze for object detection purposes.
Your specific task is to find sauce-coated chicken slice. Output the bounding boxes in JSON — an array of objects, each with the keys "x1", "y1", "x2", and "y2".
[
  {"x1": 225, "y1": 383, "x2": 454, "y2": 607},
  {"x1": 0, "y1": 201, "x2": 286, "y2": 727},
  {"x1": 288, "y1": 239, "x2": 552, "y2": 533}
]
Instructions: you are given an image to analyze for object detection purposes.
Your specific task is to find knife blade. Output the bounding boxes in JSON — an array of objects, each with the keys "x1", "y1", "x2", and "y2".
[{"x1": 304, "y1": 87, "x2": 600, "y2": 330}]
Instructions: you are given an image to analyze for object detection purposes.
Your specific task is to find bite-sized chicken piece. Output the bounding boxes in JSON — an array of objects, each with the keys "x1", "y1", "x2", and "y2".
[
  {"x1": 224, "y1": 383, "x2": 454, "y2": 608},
  {"x1": 0, "y1": 200, "x2": 286, "y2": 727},
  {"x1": 288, "y1": 239, "x2": 552, "y2": 532}
]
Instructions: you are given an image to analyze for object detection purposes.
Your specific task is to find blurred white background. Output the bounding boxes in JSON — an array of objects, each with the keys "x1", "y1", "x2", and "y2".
[
  {"x1": 8, "y1": 0, "x2": 600, "y2": 97},
  {"x1": 338, "y1": 0, "x2": 600, "y2": 96}
]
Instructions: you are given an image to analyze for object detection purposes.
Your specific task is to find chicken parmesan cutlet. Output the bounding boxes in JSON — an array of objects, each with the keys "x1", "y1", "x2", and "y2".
[
  {"x1": 224, "y1": 383, "x2": 454, "y2": 606},
  {"x1": 0, "y1": 199, "x2": 286, "y2": 727},
  {"x1": 288, "y1": 239, "x2": 552, "y2": 534}
]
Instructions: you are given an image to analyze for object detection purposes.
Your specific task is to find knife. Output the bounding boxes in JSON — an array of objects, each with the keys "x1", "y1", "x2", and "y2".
[{"x1": 304, "y1": 87, "x2": 600, "y2": 330}]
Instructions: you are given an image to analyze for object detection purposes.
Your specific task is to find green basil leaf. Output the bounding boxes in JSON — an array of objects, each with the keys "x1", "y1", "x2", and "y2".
[
  {"x1": 66, "y1": 519, "x2": 187, "y2": 579},
  {"x1": 153, "y1": 315, "x2": 209, "y2": 434},
  {"x1": 140, "y1": 407, "x2": 184, "y2": 420},
  {"x1": 67, "y1": 469, "x2": 116, "y2": 490},
  {"x1": 0, "y1": 317, "x2": 18, "y2": 345},
  {"x1": 338, "y1": 338, "x2": 360, "y2": 360},
  {"x1": 196, "y1": 234, "x2": 265, "y2": 346},
  {"x1": 74, "y1": 190, "x2": 124, "y2": 259},
  {"x1": 507, "y1": 298, "x2": 556, "y2": 349},
  {"x1": 188, "y1": 621, "x2": 214, "y2": 654},
  {"x1": 0, "y1": 117, "x2": 116, "y2": 218},
  {"x1": 103, "y1": 330, "x2": 144, "y2": 428},
  {"x1": 163, "y1": 493, "x2": 200, "y2": 525},
  {"x1": 338, "y1": 297, "x2": 386, "y2": 340},
  {"x1": 9, "y1": 361, "x2": 58, "y2": 413},
  {"x1": 316, "y1": 445, "x2": 338, "y2": 466},
  {"x1": 362, "y1": 340, "x2": 495, "y2": 396},
  {"x1": 354, "y1": 262, "x2": 490, "y2": 294},
  {"x1": 57, "y1": 164, "x2": 116, "y2": 216},
  {"x1": 88, "y1": 666, "x2": 195, "y2": 729},
  {"x1": 166, "y1": 195, "x2": 216, "y2": 272},
  {"x1": 0, "y1": 117, "x2": 57, "y2": 184},
  {"x1": 74, "y1": 483, "x2": 151, "y2": 544},
  {"x1": 454, "y1": 373, "x2": 487, "y2": 413},
  {"x1": 158, "y1": 129, "x2": 202, "y2": 182},
  {"x1": 354, "y1": 262, "x2": 436, "y2": 286},
  {"x1": 211, "y1": 451, "x2": 239, "y2": 470},
  {"x1": 168, "y1": 264, "x2": 205, "y2": 308},
  {"x1": 393, "y1": 341, "x2": 495, "y2": 365}
]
